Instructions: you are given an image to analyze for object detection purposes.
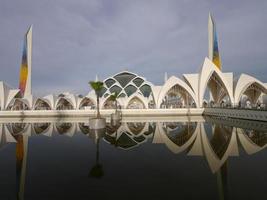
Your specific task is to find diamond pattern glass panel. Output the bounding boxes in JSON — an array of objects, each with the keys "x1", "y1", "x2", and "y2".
[
  {"x1": 105, "y1": 79, "x2": 116, "y2": 88},
  {"x1": 110, "y1": 85, "x2": 122, "y2": 94},
  {"x1": 133, "y1": 78, "x2": 144, "y2": 87},
  {"x1": 140, "y1": 84, "x2": 152, "y2": 97},
  {"x1": 125, "y1": 85, "x2": 137, "y2": 97},
  {"x1": 114, "y1": 72, "x2": 136, "y2": 88}
]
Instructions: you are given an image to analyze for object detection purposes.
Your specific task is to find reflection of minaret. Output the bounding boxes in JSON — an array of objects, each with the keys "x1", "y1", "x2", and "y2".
[
  {"x1": 216, "y1": 161, "x2": 228, "y2": 200},
  {"x1": 208, "y1": 13, "x2": 221, "y2": 70},
  {"x1": 15, "y1": 134, "x2": 28, "y2": 200}
]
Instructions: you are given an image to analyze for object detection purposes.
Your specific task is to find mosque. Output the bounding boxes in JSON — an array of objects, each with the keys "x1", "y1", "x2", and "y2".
[{"x1": 0, "y1": 14, "x2": 266, "y2": 112}]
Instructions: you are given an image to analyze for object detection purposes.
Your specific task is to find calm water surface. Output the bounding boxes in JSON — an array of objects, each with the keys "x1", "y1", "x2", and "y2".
[{"x1": 0, "y1": 116, "x2": 266, "y2": 200}]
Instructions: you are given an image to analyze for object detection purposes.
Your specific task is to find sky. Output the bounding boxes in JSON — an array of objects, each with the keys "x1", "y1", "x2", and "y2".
[{"x1": 0, "y1": 0, "x2": 267, "y2": 96}]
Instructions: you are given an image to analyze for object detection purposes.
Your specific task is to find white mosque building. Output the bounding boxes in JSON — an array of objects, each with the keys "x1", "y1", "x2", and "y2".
[{"x1": 0, "y1": 14, "x2": 267, "y2": 112}]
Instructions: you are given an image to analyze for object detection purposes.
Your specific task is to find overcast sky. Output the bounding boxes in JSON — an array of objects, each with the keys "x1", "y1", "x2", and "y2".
[{"x1": 0, "y1": 0, "x2": 267, "y2": 96}]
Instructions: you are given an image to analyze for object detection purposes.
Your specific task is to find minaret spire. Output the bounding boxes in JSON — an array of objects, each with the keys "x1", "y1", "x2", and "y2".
[
  {"x1": 164, "y1": 72, "x2": 168, "y2": 83},
  {"x1": 208, "y1": 13, "x2": 221, "y2": 70},
  {"x1": 19, "y1": 25, "x2": 32, "y2": 97}
]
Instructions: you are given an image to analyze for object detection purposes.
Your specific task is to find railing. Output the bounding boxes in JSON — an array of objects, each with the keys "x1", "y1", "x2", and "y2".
[
  {"x1": 205, "y1": 104, "x2": 267, "y2": 111},
  {"x1": 204, "y1": 107, "x2": 267, "y2": 122}
]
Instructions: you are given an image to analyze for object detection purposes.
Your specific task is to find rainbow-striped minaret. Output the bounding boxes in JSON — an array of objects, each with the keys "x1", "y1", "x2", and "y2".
[
  {"x1": 208, "y1": 13, "x2": 221, "y2": 70},
  {"x1": 19, "y1": 26, "x2": 32, "y2": 97}
]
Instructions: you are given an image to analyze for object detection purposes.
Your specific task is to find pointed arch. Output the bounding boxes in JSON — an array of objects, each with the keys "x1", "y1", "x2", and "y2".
[
  {"x1": 234, "y1": 74, "x2": 267, "y2": 105},
  {"x1": 6, "y1": 123, "x2": 28, "y2": 135},
  {"x1": 78, "y1": 123, "x2": 90, "y2": 135},
  {"x1": 102, "y1": 96, "x2": 118, "y2": 109},
  {"x1": 157, "y1": 76, "x2": 198, "y2": 108},
  {"x1": 126, "y1": 95, "x2": 147, "y2": 109},
  {"x1": 33, "y1": 123, "x2": 51, "y2": 134},
  {"x1": 201, "y1": 123, "x2": 238, "y2": 173},
  {"x1": 157, "y1": 122, "x2": 199, "y2": 154},
  {"x1": 6, "y1": 98, "x2": 30, "y2": 110},
  {"x1": 55, "y1": 97, "x2": 74, "y2": 110},
  {"x1": 34, "y1": 98, "x2": 52, "y2": 110},
  {"x1": 127, "y1": 122, "x2": 146, "y2": 135},
  {"x1": 237, "y1": 128, "x2": 267, "y2": 154},
  {"x1": 79, "y1": 97, "x2": 95, "y2": 109},
  {"x1": 42, "y1": 94, "x2": 57, "y2": 110},
  {"x1": 199, "y1": 58, "x2": 234, "y2": 107},
  {"x1": 55, "y1": 123, "x2": 73, "y2": 135},
  {"x1": 0, "y1": 124, "x2": 17, "y2": 149},
  {"x1": 0, "y1": 82, "x2": 21, "y2": 110}
]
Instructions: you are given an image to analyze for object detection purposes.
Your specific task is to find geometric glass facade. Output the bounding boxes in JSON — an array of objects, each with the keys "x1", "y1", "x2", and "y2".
[{"x1": 101, "y1": 71, "x2": 153, "y2": 99}]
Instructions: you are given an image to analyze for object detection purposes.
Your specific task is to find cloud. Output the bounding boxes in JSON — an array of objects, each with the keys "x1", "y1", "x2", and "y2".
[{"x1": 0, "y1": 0, "x2": 266, "y2": 96}]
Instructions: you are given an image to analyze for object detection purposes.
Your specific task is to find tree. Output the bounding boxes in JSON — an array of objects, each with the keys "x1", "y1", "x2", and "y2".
[
  {"x1": 109, "y1": 92, "x2": 119, "y2": 113},
  {"x1": 89, "y1": 81, "x2": 104, "y2": 118}
]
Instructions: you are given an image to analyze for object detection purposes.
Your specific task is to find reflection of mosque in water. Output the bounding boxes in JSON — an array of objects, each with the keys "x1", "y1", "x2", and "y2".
[
  {"x1": 0, "y1": 119, "x2": 266, "y2": 199},
  {"x1": 105, "y1": 122, "x2": 155, "y2": 149},
  {"x1": 1, "y1": 120, "x2": 266, "y2": 174}
]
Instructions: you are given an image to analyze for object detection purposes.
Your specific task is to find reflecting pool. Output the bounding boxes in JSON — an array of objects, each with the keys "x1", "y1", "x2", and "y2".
[{"x1": 0, "y1": 116, "x2": 266, "y2": 200}]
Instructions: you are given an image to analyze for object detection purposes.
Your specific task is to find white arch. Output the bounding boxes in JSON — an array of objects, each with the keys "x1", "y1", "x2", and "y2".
[
  {"x1": 0, "y1": 124, "x2": 17, "y2": 149},
  {"x1": 187, "y1": 124, "x2": 204, "y2": 156},
  {"x1": 66, "y1": 94, "x2": 78, "y2": 109},
  {"x1": 78, "y1": 97, "x2": 96, "y2": 109},
  {"x1": 78, "y1": 123, "x2": 90, "y2": 135},
  {"x1": 100, "y1": 95, "x2": 117, "y2": 109},
  {"x1": 126, "y1": 122, "x2": 149, "y2": 136},
  {"x1": 157, "y1": 76, "x2": 198, "y2": 108},
  {"x1": 183, "y1": 73, "x2": 199, "y2": 103},
  {"x1": 55, "y1": 97, "x2": 75, "y2": 110},
  {"x1": 55, "y1": 123, "x2": 76, "y2": 136},
  {"x1": 125, "y1": 94, "x2": 148, "y2": 109},
  {"x1": 32, "y1": 123, "x2": 52, "y2": 134},
  {"x1": 42, "y1": 123, "x2": 55, "y2": 137},
  {"x1": 0, "y1": 81, "x2": 21, "y2": 110},
  {"x1": 56, "y1": 93, "x2": 78, "y2": 109},
  {"x1": 6, "y1": 98, "x2": 31, "y2": 110},
  {"x1": 234, "y1": 74, "x2": 267, "y2": 105},
  {"x1": 199, "y1": 58, "x2": 234, "y2": 107},
  {"x1": 237, "y1": 128, "x2": 267, "y2": 155},
  {"x1": 100, "y1": 92, "x2": 128, "y2": 109},
  {"x1": 200, "y1": 123, "x2": 239, "y2": 173},
  {"x1": 12, "y1": 123, "x2": 32, "y2": 136},
  {"x1": 33, "y1": 98, "x2": 52, "y2": 110},
  {"x1": 42, "y1": 94, "x2": 57, "y2": 110},
  {"x1": 158, "y1": 122, "x2": 200, "y2": 154},
  {"x1": 84, "y1": 91, "x2": 97, "y2": 104},
  {"x1": 64, "y1": 123, "x2": 77, "y2": 137}
]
